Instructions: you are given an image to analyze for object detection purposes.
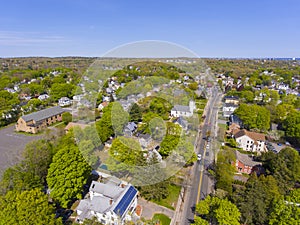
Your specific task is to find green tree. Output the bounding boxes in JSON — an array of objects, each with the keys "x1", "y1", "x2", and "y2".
[
  {"x1": 159, "y1": 135, "x2": 180, "y2": 157},
  {"x1": 269, "y1": 199, "x2": 300, "y2": 225},
  {"x1": 283, "y1": 110, "x2": 300, "y2": 144},
  {"x1": 107, "y1": 137, "x2": 142, "y2": 174},
  {"x1": 188, "y1": 82, "x2": 198, "y2": 91},
  {"x1": 262, "y1": 147, "x2": 300, "y2": 193},
  {"x1": 50, "y1": 83, "x2": 75, "y2": 101},
  {"x1": 0, "y1": 139, "x2": 54, "y2": 194},
  {"x1": 62, "y1": 112, "x2": 72, "y2": 125},
  {"x1": 233, "y1": 174, "x2": 281, "y2": 225},
  {"x1": 96, "y1": 102, "x2": 128, "y2": 142},
  {"x1": 27, "y1": 98, "x2": 43, "y2": 110},
  {"x1": 240, "y1": 90, "x2": 254, "y2": 103},
  {"x1": 136, "y1": 155, "x2": 170, "y2": 201},
  {"x1": 111, "y1": 102, "x2": 129, "y2": 135},
  {"x1": 78, "y1": 139, "x2": 98, "y2": 168},
  {"x1": 234, "y1": 103, "x2": 270, "y2": 131},
  {"x1": 215, "y1": 148, "x2": 235, "y2": 195},
  {"x1": 195, "y1": 196, "x2": 241, "y2": 225},
  {"x1": 0, "y1": 189, "x2": 62, "y2": 225},
  {"x1": 47, "y1": 143, "x2": 91, "y2": 208},
  {"x1": 274, "y1": 104, "x2": 294, "y2": 123},
  {"x1": 129, "y1": 103, "x2": 142, "y2": 122}
]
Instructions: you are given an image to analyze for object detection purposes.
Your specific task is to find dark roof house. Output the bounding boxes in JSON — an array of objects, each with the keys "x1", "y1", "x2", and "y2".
[{"x1": 16, "y1": 106, "x2": 66, "y2": 133}]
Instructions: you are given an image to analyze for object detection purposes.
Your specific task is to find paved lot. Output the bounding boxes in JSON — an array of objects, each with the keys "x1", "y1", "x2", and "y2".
[
  {"x1": 138, "y1": 198, "x2": 174, "y2": 220},
  {"x1": 0, "y1": 124, "x2": 43, "y2": 176}
]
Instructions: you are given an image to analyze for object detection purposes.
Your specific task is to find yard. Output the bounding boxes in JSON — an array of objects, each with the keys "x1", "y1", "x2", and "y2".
[
  {"x1": 153, "y1": 184, "x2": 181, "y2": 210},
  {"x1": 152, "y1": 213, "x2": 171, "y2": 225}
]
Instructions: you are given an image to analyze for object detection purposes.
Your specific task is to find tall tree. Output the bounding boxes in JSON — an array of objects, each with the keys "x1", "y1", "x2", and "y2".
[
  {"x1": 262, "y1": 147, "x2": 300, "y2": 193},
  {"x1": 47, "y1": 143, "x2": 91, "y2": 208},
  {"x1": 234, "y1": 103, "x2": 270, "y2": 131},
  {"x1": 269, "y1": 199, "x2": 300, "y2": 225},
  {"x1": 107, "y1": 136, "x2": 143, "y2": 174},
  {"x1": 283, "y1": 110, "x2": 300, "y2": 144},
  {"x1": 129, "y1": 103, "x2": 143, "y2": 122},
  {"x1": 195, "y1": 196, "x2": 241, "y2": 225},
  {"x1": 233, "y1": 174, "x2": 281, "y2": 225},
  {"x1": 0, "y1": 189, "x2": 62, "y2": 225}
]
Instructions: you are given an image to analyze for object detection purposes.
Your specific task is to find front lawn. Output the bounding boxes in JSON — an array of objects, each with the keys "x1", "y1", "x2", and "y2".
[
  {"x1": 152, "y1": 213, "x2": 171, "y2": 225},
  {"x1": 153, "y1": 184, "x2": 181, "y2": 210}
]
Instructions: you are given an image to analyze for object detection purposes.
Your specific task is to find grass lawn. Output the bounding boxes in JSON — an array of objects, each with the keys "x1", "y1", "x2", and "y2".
[
  {"x1": 218, "y1": 123, "x2": 227, "y2": 129},
  {"x1": 152, "y1": 213, "x2": 171, "y2": 225},
  {"x1": 153, "y1": 184, "x2": 181, "y2": 210}
]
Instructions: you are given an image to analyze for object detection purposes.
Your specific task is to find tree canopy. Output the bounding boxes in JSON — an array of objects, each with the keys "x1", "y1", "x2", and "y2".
[
  {"x1": 47, "y1": 139, "x2": 91, "y2": 208},
  {"x1": 234, "y1": 103, "x2": 270, "y2": 131},
  {"x1": 194, "y1": 196, "x2": 241, "y2": 225},
  {"x1": 0, "y1": 189, "x2": 62, "y2": 225}
]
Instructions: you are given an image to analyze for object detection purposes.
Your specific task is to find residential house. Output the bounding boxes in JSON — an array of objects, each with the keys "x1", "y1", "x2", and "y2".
[
  {"x1": 170, "y1": 101, "x2": 195, "y2": 118},
  {"x1": 222, "y1": 103, "x2": 239, "y2": 118},
  {"x1": 73, "y1": 95, "x2": 84, "y2": 102},
  {"x1": 227, "y1": 122, "x2": 240, "y2": 135},
  {"x1": 174, "y1": 116, "x2": 188, "y2": 130},
  {"x1": 58, "y1": 97, "x2": 71, "y2": 107},
  {"x1": 233, "y1": 150, "x2": 263, "y2": 174},
  {"x1": 234, "y1": 129, "x2": 266, "y2": 153},
  {"x1": 98, "y1": 101, "x2": 109, "y2": 111},
  {"x1": 146, "y1": 149, "x2": 162, "y2": 162},
  {"x1": 138, "y1": 133, "x2": 152, "y2": 148},
  {"x1": 15, "y1": 106, "x2": 65, "y2": 133},
  {"x1": 38, "y1": 94, "x2": 49, "y2": 101},
  {"x1": 224, "y1": 96, "x2": 239, "y2": 105},
  {"x1": 124, "y1": 122, "x2": 137, "y2": 136},
  {"x1": 76, "y1": 179, "x2": 138, "y2": 224}
]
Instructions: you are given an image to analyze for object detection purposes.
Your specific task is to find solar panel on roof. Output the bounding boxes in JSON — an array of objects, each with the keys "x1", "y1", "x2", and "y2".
[{"x1": 113, "y1": 186, "x2": 137, "y2": 218}]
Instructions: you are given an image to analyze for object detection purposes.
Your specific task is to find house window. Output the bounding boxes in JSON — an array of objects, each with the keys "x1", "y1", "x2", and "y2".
[{"x1": 247, "y1": 140, "x2": 249, "y2": 143}]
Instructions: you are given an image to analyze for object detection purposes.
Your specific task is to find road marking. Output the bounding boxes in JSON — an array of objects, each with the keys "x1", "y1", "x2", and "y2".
[{"x1": 195, "y1": 93, "x2": 218, "y2": 205}]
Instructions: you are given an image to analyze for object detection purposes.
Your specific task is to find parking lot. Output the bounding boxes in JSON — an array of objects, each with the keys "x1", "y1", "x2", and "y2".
[{"x1": 0, "y1": 124, "x2": 43, "y2": 177}]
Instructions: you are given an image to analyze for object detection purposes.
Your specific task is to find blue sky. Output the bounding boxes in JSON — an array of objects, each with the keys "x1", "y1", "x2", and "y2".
[{"x1": 0, "y1": 0, "x2": 299, "y2": 57}]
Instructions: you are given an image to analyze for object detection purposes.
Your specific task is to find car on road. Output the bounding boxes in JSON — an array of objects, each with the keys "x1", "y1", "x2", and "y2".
[{"x1": 197, "y1": 154, "x2": 202, "y2": 161}]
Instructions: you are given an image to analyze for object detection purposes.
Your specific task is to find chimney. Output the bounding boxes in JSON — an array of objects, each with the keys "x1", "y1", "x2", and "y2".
[{"x1": 109, "y1": 199, "x2": 113, "y2": 205}]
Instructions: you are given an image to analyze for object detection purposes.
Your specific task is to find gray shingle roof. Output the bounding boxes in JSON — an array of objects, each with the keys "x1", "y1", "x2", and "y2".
[
  {"x1": 172, "y1": 105, "x2": 190, "y2": 113},
  {"x1": 90, "y1": 181, "x2": 124, "y2": 199},
  {"x1": 235, "y1": 150, "x2": 262, "y2": 167},
  {"x1": 22, "y1": 106, "x2": 65, "y2": 122}
]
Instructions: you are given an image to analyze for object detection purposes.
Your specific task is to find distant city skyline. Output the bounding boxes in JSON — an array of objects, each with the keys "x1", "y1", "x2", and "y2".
[{"x1": 0, "y1": 0, "x2": 299, "y2": 58}]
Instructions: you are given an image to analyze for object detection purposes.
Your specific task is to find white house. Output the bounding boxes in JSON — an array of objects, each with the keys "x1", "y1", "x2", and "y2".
[
  {"x1": 76, "y1": 179, "x2": 138, "y2": 225},
  {"x1": 58, "y1": 97, "x2": 71, "y2": 107},
  {"x1": 234, "y1": 129, "x2": 266, "y2": 153},
  {"x1": 222, "y1": 103, "x2": 238, "y2": 118},
  {"x1": 170, "y1": 101, "x2": 196, "y2": 117},
  {"x1": 38, "y1": 94, "x2": 49, "y2": 101}
]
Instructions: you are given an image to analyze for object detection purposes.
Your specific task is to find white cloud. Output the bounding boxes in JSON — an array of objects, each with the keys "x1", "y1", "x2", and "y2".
[{"x1": 0, "y1": 31, "x2": 67, "y2": 46}]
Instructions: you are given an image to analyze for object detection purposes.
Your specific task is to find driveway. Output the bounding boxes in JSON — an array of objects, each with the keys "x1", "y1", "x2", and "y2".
[{"x1": 0, "y1": 124, "x2": 43, "y2": 177}]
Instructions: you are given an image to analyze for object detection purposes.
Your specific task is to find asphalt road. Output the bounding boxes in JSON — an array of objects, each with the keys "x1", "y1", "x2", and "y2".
[{"x1": 181, "y1": 86, "x2": 222, "y2": 224}]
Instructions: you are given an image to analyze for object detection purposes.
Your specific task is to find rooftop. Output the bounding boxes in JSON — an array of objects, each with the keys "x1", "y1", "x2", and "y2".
[
  {"x1": 224, "y1": 95, "x2": 239, "y2": 100},
  {"x1": 234, "y1": 129, "x2": 265, "y2": 142},
  {"x1": 235, "y1": 150, "x2": 262, "y2": 167},
  {"x1": 21, "y1": 106, "x2": 65, "y2": 122},
  {"x1": 172, "y1": 105, "x2": 190, "y2": 113}
]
